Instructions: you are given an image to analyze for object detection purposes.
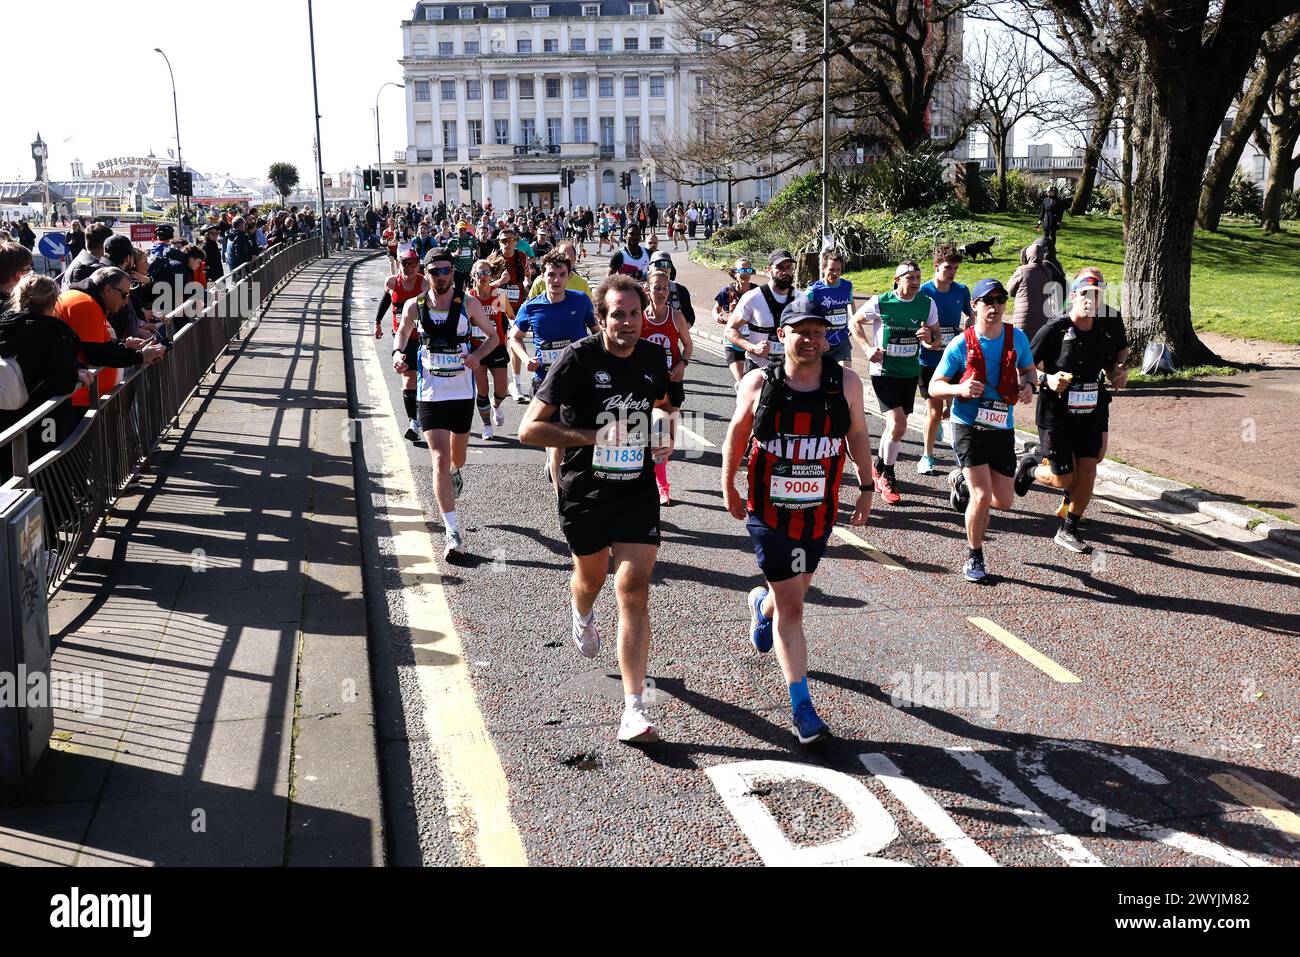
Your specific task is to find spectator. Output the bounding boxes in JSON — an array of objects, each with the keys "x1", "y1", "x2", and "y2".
[
  {"x1": 0, "y1": 275, "x2": 90, "y2": 478},
  {"x1": 65, "y1": 220, "x2": 86, "y2": 259},
  {"x1": 63, "y1": 223, "x2": 114, "y2": 290},
  {"x1": 1039, "y1": 186, "x2": 1066, "y2": 244},
  {"x1": 1007, "y1": 239, "x2": 1061, "y2": 343},
  {"x1": 1, "y1": 242, "x2": 34, "y2": 315},
  {"x1": 16, "y1": 220, "x2": 36, "y2": 250},
  {"x1": 226, "y1": 217, "x2": 255, "y2": 273},
  {"x1": 202, "y1": 226, "x2": 224, "y2": 284}
]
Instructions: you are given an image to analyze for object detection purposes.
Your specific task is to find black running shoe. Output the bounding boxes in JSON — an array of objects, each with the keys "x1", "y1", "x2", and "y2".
[
  {"x1": 1014, "y1": 453, "x2": 1039, "y2": 497},
  {"x1": 947, "y1": 468, "x2": 969, "y2": 513}
]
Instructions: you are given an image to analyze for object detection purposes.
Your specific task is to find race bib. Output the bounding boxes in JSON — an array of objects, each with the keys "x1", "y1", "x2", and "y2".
[
  {"x1": 827, "y1": 308, "x2": 849, "y2": 330},
  {"x1": 422, "y1": 346, "x2": 465, "y2": 377},
  {"x1": 767, "y1": 335, "x2": 785, "y2": 357},
  {"x1": 592, "y1": 444, "x2": 645, "y2": 479},
  {"x1": 940, "y1": 329, "x2": 957, "y2": 346},
  {"x1": 886, "y1": 334, "x2": 919, "y2": 358},
  {"x1": 506, "y1": 286, "x2": 521, "y2": 302},
  {"x1": 538, "y1": 340, "x2": 570, "y2": 367},
  {"x1": 974, "y1": 399, "x2": 1009, "y2": 429},
  {"x1": 770, "y1": 473, "x2": 826, "y2": 508},
  {"x1": 1068, "y1": 383, "x2": 1100, "y2": 412}
]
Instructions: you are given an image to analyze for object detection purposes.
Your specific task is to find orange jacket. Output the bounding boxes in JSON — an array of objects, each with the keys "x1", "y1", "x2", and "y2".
[{"x1": 55, "y1": 291, "x2": 118, "y2": 406}]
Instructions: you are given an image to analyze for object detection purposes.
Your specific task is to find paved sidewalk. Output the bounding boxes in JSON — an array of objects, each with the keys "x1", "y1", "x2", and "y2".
[{"x1": 0, "y1": 253, "x2": 383, "y2": 866}]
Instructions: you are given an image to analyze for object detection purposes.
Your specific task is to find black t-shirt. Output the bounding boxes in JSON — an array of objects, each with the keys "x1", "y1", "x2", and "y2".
[
  {"x1": 534, "y1": 336, "x2": 669, "y2": 507},
  {"x1": 1031, "y1": 316, "x2": 1111, "y2": 428}
]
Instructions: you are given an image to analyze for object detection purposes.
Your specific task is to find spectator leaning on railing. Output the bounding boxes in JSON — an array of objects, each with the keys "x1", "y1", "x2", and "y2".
[
  {"x1": 55, "y1": 267, "x2": 166, "y2": 411},
  {"x1": 226, "y1": 217, "x2": 255, "y2": 273},
  {"x1": 1, "y1": 241, "x2": 35, "y2": 315},
  {"x1": 63, "y1": 223, "x2": 114, "y2": 290}
]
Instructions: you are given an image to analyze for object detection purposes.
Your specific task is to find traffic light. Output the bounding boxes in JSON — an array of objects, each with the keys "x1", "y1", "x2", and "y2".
[
  {"x1": 434, "y1": 169, "x2": 443, "y2": 188},
  {"x1": 168, "y1": 165, "x2": 181, "y2": 194},
  {"x1": 459, "y1": 167, "x2": 471, "y2": 190},
  {"x1": 363, "y1": 169, "x2": 373, "y2": 190},
  {"x1": 181, "y1": 171, "x2": 193, "y2": 196},
  {"x1": 620, "y1": 171, "x2": 631, "y2": 190},
  {"x1": 562, "y1": 168, "x2": 576, "y2": 187}
]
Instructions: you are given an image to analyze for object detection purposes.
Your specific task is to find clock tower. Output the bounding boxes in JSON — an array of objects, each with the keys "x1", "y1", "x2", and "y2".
[{"x1": 31, "y1": 133, "x2": 48, "y2": 183}]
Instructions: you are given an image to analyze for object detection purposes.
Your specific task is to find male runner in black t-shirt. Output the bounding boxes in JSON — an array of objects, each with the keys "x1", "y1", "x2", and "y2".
[{"x1": 519, "y1": 274, "x2": 674, "y2": 744}]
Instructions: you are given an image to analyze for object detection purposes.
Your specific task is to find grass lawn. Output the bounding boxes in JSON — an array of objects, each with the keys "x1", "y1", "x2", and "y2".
[{"x1": 840, "y1": 212, "x2": 1300, "y2": 346}]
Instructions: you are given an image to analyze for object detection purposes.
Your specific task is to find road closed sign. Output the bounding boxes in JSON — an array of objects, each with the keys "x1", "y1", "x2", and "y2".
[{"x1": 130, "y1": 224, "x2": 157, "y2": 243}]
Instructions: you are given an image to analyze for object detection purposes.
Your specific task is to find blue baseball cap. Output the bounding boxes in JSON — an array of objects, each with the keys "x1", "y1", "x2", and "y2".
[{"x1": 972, "y1": 278, "x2": 1008, "y2": 301}]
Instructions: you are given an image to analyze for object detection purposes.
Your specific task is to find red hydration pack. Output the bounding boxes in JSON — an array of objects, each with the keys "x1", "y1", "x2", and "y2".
[{"x1": 960, "y1": 325, "x2": 1021, "y2": 403}]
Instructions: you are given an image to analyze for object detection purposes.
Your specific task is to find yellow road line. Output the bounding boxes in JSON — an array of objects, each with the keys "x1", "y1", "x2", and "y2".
[
  {"x1": 359, "y1": 326, "x2": 527, "y2": 867},
  {"x1": 967, "y1": 617, "x2": 1081, "y2": 684},
  {"x1": 1210, "y1": 772, "x2": 1300, "y2": 843},
  {"x1": 833, "y1": 525, "x2": 907, "y2": 571}
]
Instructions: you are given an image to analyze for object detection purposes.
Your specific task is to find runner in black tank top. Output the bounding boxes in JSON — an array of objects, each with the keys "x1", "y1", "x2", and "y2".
[{"x1": 721, "y1": 295, "x2": 877, "y2": 745}]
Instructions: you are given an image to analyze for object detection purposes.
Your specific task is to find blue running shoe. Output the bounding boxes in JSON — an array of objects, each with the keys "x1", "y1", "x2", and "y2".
[
  {"x1": 792, "y1": 700, "x2": 830, "y2": 744},
  {"x1": 748, "y1": 586, "x2": 773, "y2": 653}
]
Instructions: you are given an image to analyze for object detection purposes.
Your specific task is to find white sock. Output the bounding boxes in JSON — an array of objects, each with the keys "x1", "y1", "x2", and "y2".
[
  {"x1": 442, "y1": 510, "x2": 460, "y2": 535},
  {"x1": 572, "y1": 597, "x2": 592, "y2": 626},
  {"x1": 624, "y1": 694, "x2": 643, "y2": 711},
  {"x1": 882, "y1": 436, "x2": 902, "y2": 466}
]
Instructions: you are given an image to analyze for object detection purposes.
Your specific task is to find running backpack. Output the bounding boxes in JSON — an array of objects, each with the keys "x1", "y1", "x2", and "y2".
[
  {"x1": 417, "y1": 291, "x2": 467, "y2": 348},
  {"x1": 752, "y1": 360, "x2": 850, "y2": 442}
]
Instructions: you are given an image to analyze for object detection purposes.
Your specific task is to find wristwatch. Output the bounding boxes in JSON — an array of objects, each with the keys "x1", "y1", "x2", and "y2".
[
  {"x1": 1037, "y1": 371, "x2": 1048, "y2": 387},
  {"x1": 858, "y1": 482, "x2": 873, "y2": 492}
]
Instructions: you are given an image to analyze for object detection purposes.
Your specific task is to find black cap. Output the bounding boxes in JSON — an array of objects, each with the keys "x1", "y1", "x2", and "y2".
[
  {"x1": 768, "y1": 248, "x2": 795, "y2": 267},
  {"x1": 780, "y1": 293, "x2": 831, "y2": 327},
  {"x1": 423, "y1": 246, "x2": 454, "y2": 267}
]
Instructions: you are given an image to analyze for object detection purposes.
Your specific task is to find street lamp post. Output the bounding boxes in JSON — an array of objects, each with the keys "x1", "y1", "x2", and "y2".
[
  {"x1": 376, "y1": 81, "x2": 405, "y2": 208},
  {"x1": 820, "y1": 0, "x2": 830, "y2": 245},
  {"x1": 307, "y1": 0, "x2": 328, "y2": 230},
  {"x1": 154, "y1": 48, "x2": 184, "y2": 234}
]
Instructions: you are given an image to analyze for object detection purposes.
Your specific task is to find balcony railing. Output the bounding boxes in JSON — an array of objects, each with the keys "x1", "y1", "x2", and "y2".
[
  {"x1": 416, "y1": 149, "x2": 434, "y2": 163},
  {"x1": 514, "y1": 142, "x2": 561, "y2": 155},
  {"x1": 443, "y1": 147, "x2": 459, "y2": 161}
]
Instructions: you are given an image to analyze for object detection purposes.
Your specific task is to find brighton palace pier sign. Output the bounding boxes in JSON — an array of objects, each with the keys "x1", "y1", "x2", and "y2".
[{"x1": 94, "y1": 157, "x2": 166, "y2": 178}]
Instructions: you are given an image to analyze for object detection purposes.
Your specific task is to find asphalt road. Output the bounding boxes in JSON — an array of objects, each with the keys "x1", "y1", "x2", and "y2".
[{"x1": 343, "y1": 250, "x2": 1299, "y2": 868}]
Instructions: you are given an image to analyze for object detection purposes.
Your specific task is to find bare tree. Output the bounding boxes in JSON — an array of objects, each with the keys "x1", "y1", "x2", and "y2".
[
  {"x1": 653, "y1": 0, "x2": 977, "y2": 190},
  {"x1": 1031, "y1": 0, "x2": 1300, "y2": 365},
  {"x1": 1258, "y1": 56, "x2": 1300, "y2": 232},
  {"x1": 1197, "y1": 16, "x2": 1300, "y2": 231},
  {"x1": 966, "y1": 30, "x2": 1051, "y2": 211}
]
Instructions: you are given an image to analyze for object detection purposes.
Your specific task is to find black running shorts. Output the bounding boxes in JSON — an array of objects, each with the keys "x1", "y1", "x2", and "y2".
[
  {"x1": 560, "y1": 491, "x2": 661, "y2": 557},
  {"x1": 416, "y1": 398, "x2": 475, "y2": 435},
  {"x1": 1041, "y1": 420, "x2": 1104, "y2": 476},
  {"x1": 951, "y1": 423, "x2": 1016, "y2": 477},
  {"x1": 871, "y1": 374, "x2": 918, "y2": 414},
  {"x1": 746, "y1": 515, "x2": 831, "y2": 583}
]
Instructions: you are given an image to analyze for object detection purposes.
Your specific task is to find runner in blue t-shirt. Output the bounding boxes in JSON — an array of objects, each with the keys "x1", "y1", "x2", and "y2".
[
  {"x1": 917, "y1": 243, "x2": 974, "y2": 474},
  {"x1": 508, "y1": 250, "x2": 597, "y2": 492},
  {"x1": 806, "y1": 248, "x2": 855, "y2": 366},
  {"x1": 927, "y1": 278, "x2": 1035, "y2": 584}
]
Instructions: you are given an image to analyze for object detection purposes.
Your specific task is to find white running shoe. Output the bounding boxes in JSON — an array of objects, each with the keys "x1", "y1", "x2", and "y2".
[
  {"x1": 572, "y1": 607, "x2": 600, "y2": 658},
  {"x1": 617, "y1": 700, "x2": 659, "y2": 743},
  {"x1": 482, "y1": 422, "x2": 495, "y2": 440},
  {"x1": 493, "y1": 405, "x2": 506, "y2": 427},
  {"x1": 443, "y1": 528, "x2": 465, "y2": 563}
]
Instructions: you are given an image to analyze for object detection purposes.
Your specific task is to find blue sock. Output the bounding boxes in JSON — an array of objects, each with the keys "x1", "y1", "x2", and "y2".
[{"x1": 788, "y1": 677, "x2": 812, "y2": 713}]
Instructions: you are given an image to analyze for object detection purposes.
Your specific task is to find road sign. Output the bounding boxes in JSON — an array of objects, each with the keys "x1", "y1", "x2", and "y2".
[
  {"x1": 130, "y1": 224, "x2": 157, "y2": 243},
  {"x1": 37, "y1": 233, "x2": 67, "y2": 260},
  {"x1": 424, "y1": 194, "x2": 433, "y2": 202}
]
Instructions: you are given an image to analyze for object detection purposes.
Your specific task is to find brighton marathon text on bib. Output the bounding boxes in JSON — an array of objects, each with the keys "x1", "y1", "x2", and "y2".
[
  {"x1": 974, "y1": 398, "x2": 1009, "y2": 429},
  {"x1": 769, "y1": 463, "x2": 827, "y2": 509},
  {"x1": 1067, "y1": 383, "x2": 1100, "y2": 412},
  {"x1": 539, "y1": 340, "x2": 570, "y2": 366},
  {"x1": 423, "y1": 347, "x2": 465, "y2": 377},
  {"x1": 886, "y1": 334, "x2": 919, "y2": 358},
  {"x1": 592, "y1": 444, "x2": 645, "y2": 480}
]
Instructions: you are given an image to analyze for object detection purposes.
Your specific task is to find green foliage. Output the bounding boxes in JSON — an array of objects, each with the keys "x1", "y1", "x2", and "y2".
[
  {"x1": 267, "y1": 162, "x2": 300, "y2": 205},
  {"x1": 987, "y1": 168, "x2": 1052, "y2": 214},
  {"x1": 1281, "y1": 189, "x2": 1300, "y2": 221},
  {"x1": 857, "y1": 144, "x2": 954, "y2": 213},
  {"x1": 1086, "y1": 182, "x2": 1122, "y2": 217},
  {"x1": 1223, "y1": 170, "x2": 1263, "y2": 219}
]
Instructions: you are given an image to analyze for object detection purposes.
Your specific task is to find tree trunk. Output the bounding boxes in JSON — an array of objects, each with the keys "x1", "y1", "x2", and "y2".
[
  {"x1": 1120, "y1": 106, "x2": 1133, "y2": 241},
  {"x1": 1070, "y1": 99, "x2": 1115, "y2": 216},
  {"x1": 993, "y1": 129, "x2": 1009, "y2": 213},
  {"x1": 1121, "y1": 78, "x2": 1219, "y2": 366},
  {"x1": 1260, "y1": 131, "x2": 1299, "y2": 232}
]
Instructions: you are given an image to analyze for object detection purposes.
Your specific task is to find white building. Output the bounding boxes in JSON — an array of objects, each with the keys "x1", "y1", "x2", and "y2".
[{"x1": 398, "y1": 0, "x2": 789, "y2": 211}]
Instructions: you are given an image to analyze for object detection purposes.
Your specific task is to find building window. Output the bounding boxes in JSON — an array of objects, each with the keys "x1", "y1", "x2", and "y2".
[
  {"x1": 572, "y1": 76, "x2": 588, "y2": 98},
  {"x1": 546, "y1": 77, "x2": 561, "y2": 98},
  {"x1": 544, "y1": 38, "x2": 559, "y2": 52},
  {"x1": 695, "y1": 75, "x2": 711, "y2": 95},
  {"x1": 440, "y1": 79, "x2": 456, "y2": 101},
  {"x1": 625, "y1": 117, "x2": 640, "y2": 152},
  {"x1": 582, "y1": 3, "x2": 600, "y2": 15},
  {"x1": 466, "y1": 79, "x2": 481, "y2": 100},
  {"x1": 547, "y1": 118, "x2": 562, "y2": 146},
  {"x1": 464, "y1": 38, "x2": 480, "y2": 54},
  {"x1": 599, "y1": 75, "x2": 613, "y2": 97},
  {"x1": 630, "y1": 2, "x2": 649, "y2": 14},
  {"x1": 489, "y1": 7, "x2": 505, "y2": 19},
  {"x1": 492, "y1": 78, "x2": 507, "y2": 99},
  {"x1": 425, "y1": 6, "x2": 443, "y2": 19},
  {"x1": 494, "y1": 119, "x2": 510, "y2": 145},
  {"x1": 624, "y1": 37, "x2": 639, "y2": 51},
  {"x1": 459, "y1": 6, "x2": 474, "y2": 19},
  {"x1": 468, "y1": 119, "x2": 483, "y2": 146},
  {"x1": 649, "y1": 34, "x2": 664, "y2": 51},
  {"x1": 598, "y1": 36, "x2": 614, "y2": 52},
  {"x1": 442, "y1": 121, "x2": 458, "y2": 149},
  {"x1": 532, "y1": 4, "x2": 550, "y2": 16},
  {"x1": 697, "y1": 30, "x2": 718, "y2": 52},
  {"x1": 599, "y1": 116, "x2": 615, "y2": 151},
  {"x1": 650, "y1": 75, "x2": 665, "y2": 97},
  {"x1": 624, "y1": 74, "x2": 639, "y2": 97},
  {"x1": 439, "y1": 41, "x2": 454, "y2": 55},
  {"x1": 414, "y1": 80, "x2": 431, "y2": 102},
  {"x1": 573, "y1": 116, "x2": 589, "y2": 143},
  {"x1": 519, "y1": 77, "x2": 534, "y2": 99},
  {"x1": 518, "y1": 37, "x2": 533, "y2": 53},
  {"x1": 521, "y1": 118, "x2": 536, "y2": 144},
  {"x1": 571, "y1": 36, "x2": 587, "y2": 52}
]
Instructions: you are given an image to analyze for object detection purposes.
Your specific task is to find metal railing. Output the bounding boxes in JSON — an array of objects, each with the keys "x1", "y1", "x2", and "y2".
[{"x1": 0, "y1": 234, "x2": 327, "y2": 596}]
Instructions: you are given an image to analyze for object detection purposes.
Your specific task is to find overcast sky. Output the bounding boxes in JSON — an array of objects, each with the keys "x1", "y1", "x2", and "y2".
[{"x1": 5, "y1": 0, "x2": 417, "y2": 183}]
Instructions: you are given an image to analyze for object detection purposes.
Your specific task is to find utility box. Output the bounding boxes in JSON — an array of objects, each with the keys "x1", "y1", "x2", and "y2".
[{"x1": 0, "y1": 489, "x2": 52, "y2": 787}]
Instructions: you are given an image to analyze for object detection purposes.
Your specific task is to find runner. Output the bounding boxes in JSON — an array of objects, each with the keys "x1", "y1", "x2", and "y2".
[
  {"x1": 721, "y1": 295, "x2": 875, "y2": 743},
  {"x1": 392, "y1": 248, "x2": 500, "y2": 561},
  {"x1": 446, "y1": 220, "x2": 478, "y2": 291},
  {"x1": 526, "y1": 241, "x2": 593, "y2": 300},
  {"x1": 713, "y1": 257, "x2": 756, "y2": 385},
  {"x1": 489, "y1": 223, "x2": 532, "y2": 401},
  {"x1": 641, "y1": 269, "x2": 694, "y2": 506},
  {"x1": 926, "y1": 278, "x2": 1036, "y2": 582},
  {"x1": 647, "y1": 251, "x2": 696, "y2": 328},
  {"x1": 1012, "y1": 273, "x2": 1128, "y2": 553},
  {"x1": 917, "y1": 243, "x2": 973, "y2": 475},
  {"x1": 806, "y1": 248, "x2": 855, "y2": 367},
  {"x1": 375, "y1": 247, "x2": 431, "y2": 445},
  {"x1": 726, "y1": 249, "x2": 796, "y2": 373},
  {"x1": 381, "y1": 217, "x2": 400, "y2": 274},
  {"x1": 849, "y1": 260, "x2": 939, "y2": 505},
  {"x1": 517, "y1": 274, "x2": 674, "y2": 744},
  {"x1": 607, "y1": 224, "x2": 650, "y2": 281},
  {"x1": 508, "y1": 250, "x2": 598, "y2": 494},
  {"x1": 468, "y1": 258, "x2": 515, "y2": 439}
]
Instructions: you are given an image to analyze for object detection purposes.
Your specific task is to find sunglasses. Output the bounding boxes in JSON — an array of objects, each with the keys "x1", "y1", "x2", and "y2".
[
  {"x1": 427, "y1": 266, "x2": 453, "y2": 276},
  {"x1": 977, "y1": 295, "x2": 1009, "y2": 306},
  {"x1": 736, "y1": 267, "x2": 755, "y2": 274}
]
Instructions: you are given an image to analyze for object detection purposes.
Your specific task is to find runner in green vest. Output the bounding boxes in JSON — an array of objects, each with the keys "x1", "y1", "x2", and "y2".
[
  {"x1": 445, "y1": 221, "x2": 478, "y2": 291},
  {"x1": 849, "y1": 260, "x2": 939, "y2": 504}
]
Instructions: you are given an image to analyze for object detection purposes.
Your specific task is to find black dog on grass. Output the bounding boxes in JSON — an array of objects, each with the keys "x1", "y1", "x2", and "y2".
[{"x1": 958, "y1": 236, "x2": 997, "y2": 261}]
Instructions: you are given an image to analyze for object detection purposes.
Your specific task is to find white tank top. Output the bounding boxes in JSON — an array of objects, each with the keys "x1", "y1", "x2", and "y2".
[{"x1": 416, "y1": 300, "x2": 475, "y2": 404}]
